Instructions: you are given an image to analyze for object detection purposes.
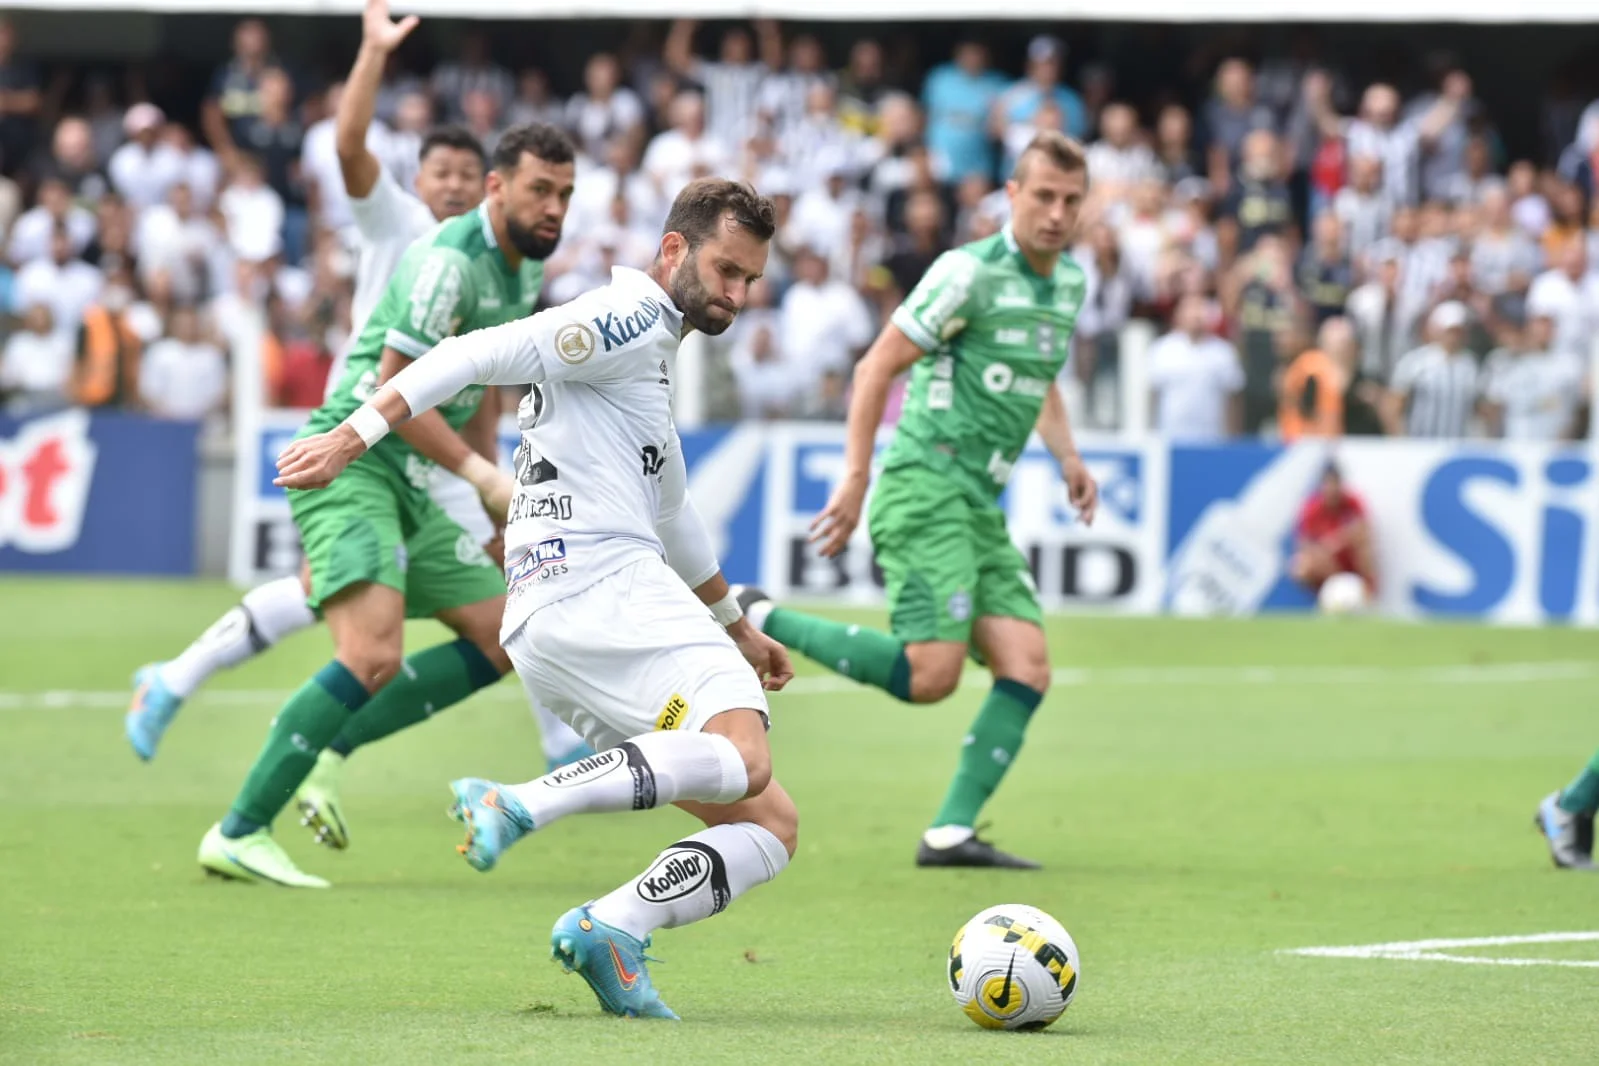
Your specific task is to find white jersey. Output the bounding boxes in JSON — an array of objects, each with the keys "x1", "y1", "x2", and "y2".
[
  {"x1": 323, "y1": 167, "x2": 438, "y2": 402},
  {"x1": 387, "y1": 266, "x2": 718, "y2": 643}
]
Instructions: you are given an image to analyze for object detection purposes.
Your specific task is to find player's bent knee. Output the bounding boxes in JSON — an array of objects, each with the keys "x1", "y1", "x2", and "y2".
[
  {"x1": 759, "y1": 784, "x2": 799, "y2": 857},
  {"x1": 907, "y1": 646, "x2": 965, "y2": 703},
  {"x1": 474, "y1": 639, "x2": 512, "y2": 677},
  {"x1": 340, "y1": 651, "x2": 403, "y2": 693}
]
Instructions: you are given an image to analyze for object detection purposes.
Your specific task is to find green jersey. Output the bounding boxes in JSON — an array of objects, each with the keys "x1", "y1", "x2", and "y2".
[
  {"x1": 884, "y1": 226, "x2": 1086, "y2": 503},
  {"x1": 306, "y1": 204, "x2": 544, "y2": 492}
]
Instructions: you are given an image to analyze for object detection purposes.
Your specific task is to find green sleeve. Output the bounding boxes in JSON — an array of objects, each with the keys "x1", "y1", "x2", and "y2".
[
  {"x1": 889, "y1": 250, "x2": 983, "y2": 352},
  {"x1": 382, "y1": 247, "x2": 479, "y2": 360}
]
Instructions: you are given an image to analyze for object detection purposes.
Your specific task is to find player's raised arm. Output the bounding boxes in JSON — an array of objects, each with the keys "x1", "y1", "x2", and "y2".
[{"x1": 338, "y1": 0, "x2": 418, "y2": 199}]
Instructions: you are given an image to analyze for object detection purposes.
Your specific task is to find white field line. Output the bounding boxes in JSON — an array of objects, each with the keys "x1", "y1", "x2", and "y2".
[
  {"x1": 1281, "y1": 932, "x2": 1599, "y2": 970},
  {"x1": 3, "y1": 659, "x2": 1597, "y2": 710}
]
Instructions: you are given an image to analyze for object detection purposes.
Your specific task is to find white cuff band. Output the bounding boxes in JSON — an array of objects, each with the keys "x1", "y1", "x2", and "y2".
[
  {"x1": 343, "y1": 405, "x2": 390, "y2": 449},
  {"x1": 709, "y1": 590, "x2": 742, "y2": 627}
]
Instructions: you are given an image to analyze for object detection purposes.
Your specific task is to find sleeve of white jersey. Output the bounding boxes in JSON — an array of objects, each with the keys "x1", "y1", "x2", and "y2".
[
  {"x1": 348, "y1": 166, "x2": 416, "y2": 243},
  {"x1": 654, "y1": 428, "x2": 721, "y2": 590},
  {"x1": 387, "y1": 311, "x2": 554, "y2": 415}
]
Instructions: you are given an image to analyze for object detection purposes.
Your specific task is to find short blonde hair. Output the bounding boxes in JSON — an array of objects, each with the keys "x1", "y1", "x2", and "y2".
[{"x1": 1013, "y1": 130, "x2": 1088, "y2": 183}]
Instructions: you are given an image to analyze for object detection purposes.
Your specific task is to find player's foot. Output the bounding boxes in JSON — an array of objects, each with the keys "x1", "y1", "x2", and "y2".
[
  {"x1": 295, "y1": 749, "x2": 350, "y2": 850},
  {"x1": 448, "y1": 778, "x2": 533, "y2": 872},
  {"x1": 546, "y1": 740, "x2": 598, "y2": 775},
  {"x1": 916, "y1": 827, "x2": 1041, "y2": 870},
  {"x1": 550, "y1": 905, "x2": 679, "y2": 1020},
  {"x1": 125, "y1": 664, "x2": 182, "y2": 761},
  {"x1": 730, "y1": 585, "x2": 774, "y2": 632},
  {"x1": 1535, "y1": 792, "x2": 1595, "y2": 870},
  {"x1": 197, "y1": 823, "x2": 330, "y2": 888}
]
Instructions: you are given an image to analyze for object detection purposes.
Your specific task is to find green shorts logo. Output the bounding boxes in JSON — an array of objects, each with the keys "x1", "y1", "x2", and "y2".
[
  {"x1": 454, "y1": 533, "x2": 491, "y2": 568},
  {"x1": 948, "y1": 590, "x2": 972, "y2": 622}
]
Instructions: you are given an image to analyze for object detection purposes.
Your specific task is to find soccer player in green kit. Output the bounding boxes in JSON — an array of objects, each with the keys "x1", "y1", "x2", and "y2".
[
  {"x1": 197, "y1": 124, "x2": 578, "y2": 887},
  {"x1": 738, "y1": 131, "x2": 1099, "y2": 869}
]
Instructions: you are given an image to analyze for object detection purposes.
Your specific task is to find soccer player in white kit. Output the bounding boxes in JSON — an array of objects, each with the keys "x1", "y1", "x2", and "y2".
[
  {"x1": 125, "y1": 0, "x2": 589, "y2": 785},
  {"x1": 275, "y1": 178, "x2": 795, "y2": 1020}
]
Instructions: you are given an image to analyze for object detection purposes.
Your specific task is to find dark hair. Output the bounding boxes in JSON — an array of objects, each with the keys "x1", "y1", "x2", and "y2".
[
  {"x1": 663, "y1": 178, "x2": 776, "y2": 250},
  {"x1": 1013, "y1": 130, "x2": 1088, "y2": 182},
  {"x1": 419, "y1": 125, "x2": 487, "y2": 168},
  {"x1": 490, "y1": 123, "x2": 576, "y2": 173}
]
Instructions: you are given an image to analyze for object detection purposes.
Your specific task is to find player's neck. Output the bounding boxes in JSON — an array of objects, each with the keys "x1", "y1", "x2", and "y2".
[{"x1": 645, "y1": 262, "x2": 691, "y2": 337}]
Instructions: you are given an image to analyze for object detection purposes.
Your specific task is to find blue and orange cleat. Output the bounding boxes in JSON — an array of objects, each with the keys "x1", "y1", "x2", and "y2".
[
  {"x1": 126, "y1": 663, "x2": 183, "y2": 762},
  {"x1": 551, "y1": 905, "x2": 678, "y2": 1020},
  {"x1": 447, "y1": 778, "x2": 533, "y2": 872}
]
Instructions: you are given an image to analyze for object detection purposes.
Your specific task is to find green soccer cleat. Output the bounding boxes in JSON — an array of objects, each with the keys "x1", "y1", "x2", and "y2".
[
  {"x1": 198, "y1": 823, "x2": 330, "y2": 888},
  {"x1": 295, "y1": 749, "x2": 350, "y2": 850},
  {"x1": 551, "y1": 905, "x2": 679, "y2": 1020},
  {"x1": 447, "y1": 778, "x2": 533, "y2": 872}
]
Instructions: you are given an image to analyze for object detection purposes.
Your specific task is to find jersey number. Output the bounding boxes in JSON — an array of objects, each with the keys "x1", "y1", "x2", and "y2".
[{"x1": 641, "y1": 445, "x2": 666, "y2": 476}]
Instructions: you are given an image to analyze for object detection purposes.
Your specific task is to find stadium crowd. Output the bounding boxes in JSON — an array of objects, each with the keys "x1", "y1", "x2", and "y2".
[{"x1": 0, "y1": 15, "x2": 1597, "y2": 443}]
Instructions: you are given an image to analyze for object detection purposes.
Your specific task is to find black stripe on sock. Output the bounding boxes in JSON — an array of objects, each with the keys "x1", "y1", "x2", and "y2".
[
  {"x1": 620, "y1": 741, "x2": 658, "y2": 810},
  {"x1": 668, "y1": 840, "x2": 732, "y2": 914},
  {"x1": 238, "y1": 605, "x2": 271, "y2": 654}
]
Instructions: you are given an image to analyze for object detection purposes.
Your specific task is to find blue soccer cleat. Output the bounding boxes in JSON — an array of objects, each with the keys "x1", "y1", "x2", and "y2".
[
  {"x1": 551, "y1": 905, "x2": 678, "y2": 1020},
  {"x1": 546, "y1": 740, "x2": 598, "y2": 775},
  {"x1": 447, "y1": 778, "x2": 533, "y2": 872},
  {"x1": 126, "y1": 663, "x2": 183, "y2": 762},
  {"x1": 1535, "y1": 792, "x2": 1595, "y2": 870}
]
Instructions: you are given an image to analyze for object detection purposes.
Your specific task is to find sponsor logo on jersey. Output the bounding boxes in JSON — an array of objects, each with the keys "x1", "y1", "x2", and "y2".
[
  {"x1": 555, "y1": 323, "x2": 597, "y2": 365},
  {"x1": 544, "y1": 748, "x2": 624, "y2": 787},
  {"x1": 592, "y1": 298, "x2": 665, "y2": 352},
  {"x1": 981, "y1": 363, "x2": 1051, "y2": 398},
  {"x1": 508, "y1": 491, "x2": 573, "y2": 523},
  {"x1": 994, "y1": 327, "x2": 1029, "y2": 345},
  {"x1": 636, "y1": 848, "x2": 712, "y2": 903},
  {"x1": 655, "y1": 693, "x2": 689, "y2": 731},
  {"x1": 507, "y1": 536, "x2": 569, "y2": 590},
  {"x1": 0, "y1": 410, "x2": 97, "y2": 553},
  {"x1": 994, "y1": 295, "x2": 1033, "y2": 309}
]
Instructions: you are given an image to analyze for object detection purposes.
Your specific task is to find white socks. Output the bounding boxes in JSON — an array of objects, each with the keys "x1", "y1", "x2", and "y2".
[
  {"x1": 588, "y1": 822, "x2": 791, "y2": 941},
  {"x1": 158, "y1": 576, "x2": 315, "y2": 697},
  {"x1": 532, "y1": 701, "x2": 588, "y2": 761},
  {"x1": 506, "y1": 731, "x2": 749, "y2": 827}
]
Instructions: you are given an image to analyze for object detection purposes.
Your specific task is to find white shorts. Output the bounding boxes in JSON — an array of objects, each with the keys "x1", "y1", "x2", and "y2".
[
  {"x1": 429, "y1": 468, "x2": 495, "y2": 545},
  {"x1": 504, "y1": 557, "x2": 769, "y2": 752}
]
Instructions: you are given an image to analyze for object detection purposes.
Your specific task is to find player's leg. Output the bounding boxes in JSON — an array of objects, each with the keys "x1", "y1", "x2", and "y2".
[
  {"x1": 126, "y1": 567, "x2": 317, "y2": 760},
  {"x1": 1536, "y1": 745, "x2": 1599, "y2": 870},
  {"x1": 198, "y1": 475, "x2": 408, "y2": 886},
  {"x1": 1288, "y1": 542, "x2": 1337, "y2": 591},
  {"x1": 740, "y1": 467, "x2": 973, "y2": 704},
  {"x1": 919, "y1": 516, "x2": 1049, "y2": 870}
]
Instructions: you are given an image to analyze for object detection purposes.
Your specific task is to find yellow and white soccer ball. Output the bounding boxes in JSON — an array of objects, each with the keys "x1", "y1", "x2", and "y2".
[
  {"x1": 1317, "y1": 572, "x2": 1369, "y2": 616},
  {"x1": 948, "y1": 904, "x2": 1080, "y2": 1031}
]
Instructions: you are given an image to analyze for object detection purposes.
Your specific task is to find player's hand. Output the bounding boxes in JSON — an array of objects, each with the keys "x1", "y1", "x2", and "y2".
[
  {"x1": 809, "y1": 472, "x2": 868, "y2": 558},
  {"x1": 483, "y1": 528, "x2": 506, "y2": 569},
  {"x1": 362, "y1": 0, "x2": 419, "y2": 54},
  {"x1": 728, "y1": 620, "x2": 795, "y2": 692},
  {"x1": 274, "y1": 426, "x2": 366, "y2": 490},
  {"x1": 458, "y1": 454, "x2": 514, "y2": 524},
  {"x1": 1062, "y1": 453, "x2": 1099, "y2": 527}
]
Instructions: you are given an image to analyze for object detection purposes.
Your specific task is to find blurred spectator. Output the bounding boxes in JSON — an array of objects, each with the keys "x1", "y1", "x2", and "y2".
[
  {"x1": 15, "y1": 223, "x2": 102, "y2": 347},
  {"x1": 1345, "y1": 82, "x2": 1443, "y2": 208},
  {"x1": 0, "y1": 18, "x2": 41, "y2": 177},
  {"x1": 36, "y1": 116, "x2": 108, "y2": 202},
  {"x1": 643, "y1": 91, "x2": 729, "y2": 204},
  {"x1": 1439, "y1": 133, "x2": 1496, "y2": 207},
  {"x1": 1526, "y1": 241, "x2": 1599, "y2": 357},
  {"x1": 1385, "y1": 300, "x2": 1482, "y2": 437},
  {"x1": 461, "y1": 88, "x2": 505, "y2": 160},
  {"x1": 879, "y1": 189, "x2": 948, "y2": 304},
  {"x1": 0, "y1": 302, "x2": 71, "y2": 412},
  {"x1": 83, "y1": 191, "x2": 136, "y2": 275},
  {"x1": 1201, "y1": 58, "x2": 1273, "y2": 198},
  {"x1": 731, "y1": 315, "x2": 797, "y2": 419},
  {"x1": 777, "y1": 245, "x2": 873, "y2": 391},
  {"x1": 1507, "y1": 159, "x2": 1550, "y2": 237},
  {"x1": 1218, "y1": 129, "x2": 1294, "y2": 263},
  {"x1": 1147, "y1": 293, "x2": 1244, "y2": 441},
  {"x1": 138, "y1": 304, "x2": 227, "y2": 420},
  {"x1": 234, "y1": 67, "x2": 305, "y2": 263},
  {"x1": 1289, "y1": 462, "x2": 1377, "y2": 600},
  {"x1": 1278, "y1": 315, "x2": 1346, "y2": 440},
  {"x1": 203, "y1": 18, "x2": 278, "y2": 157},
  {"x1": 1297, "y1": 211, "x2": 1354, "y2": 325},
  {"x1": 784, "y1": 82, "x2": 855, "y2": 192},
  {"x1": 993, "y1": 36, "x2": 1086, "y2": 172},
  {"x1": 1322, "y1": 314, "x2": 1387, "y2": 435},
  {"x1": 784, "y1": 150, "x2": 860, "y2": 272},
  {"x1": 1406, "y1": 67, "x2": 1480, "y2": 204},
  {"x1": 82, "y1": 74, "x2": 125, "y2": 166},
  {"x1": 837, "y1": 39, "x2": 887, "y2": 138},
  {"x1": 923, "y1": 39, "x2": 1008, "y2": 184},
  {"x1": 431, "y1": 30, "x2": 514, "y2": 125},
  {"x1": 566, "y1": 54, "x2": 646, "y2": 162},
  {"x1": 1483, "y1": 311, "x2": 1583, "y2": 440},
  {"x1": 160, "y1": 123, "x2": 221, "y2": 210},
  {"x1": 70, "y1": 264, "x2": 142, "y2": 409},
  {"x1": 1469, "y1": 184, "x2": 1541, "y2": 310},
  {"x1": 1075, "y1": 221, "x2": 1133, "y2": 429},
  {"x1": 109, "y1": 104, "x2": 183, "y2": 211},
  {"x1": 1333, "y1": 155, "x2": 1390, "y2": 267},
  {"x1": 758, "y1": 32, "x2": 832, "y2": 142},
  {"x1": 302, "y1": 81, "x2": 388, "y2": 234},
  {"x1": 506, "y1": 69, "x2": 566, "y2": 131},
  {"x1": 137, "y1": 182, "x2": 224, "y2": 306},
  {"x1": 664, "y1": 20, "x2": 778, "y2": 149},
  {"x1": 1086, "y1": 102, "x2": 1157, "y2": 197},
  {"x1": 1226, "y1": 235, "x2": 1296, "y2": 434},
  {"x1": 1153, "y1": 104, "x2": 1199, "y2": 185},
  {"x1": 218, "y1": 152, "x2": 285, "y2": 264},
  {"x1": 9, "y1": 174, "x2": 94, "y2": 265}
]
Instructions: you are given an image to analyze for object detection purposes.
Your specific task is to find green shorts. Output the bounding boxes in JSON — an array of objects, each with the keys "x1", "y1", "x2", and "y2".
[
  {"x1": 289, "y1": 459, "x2": 504, "y2": 619},
  {"x1": 866, "y1": 464, "x2": 1043, "y2": 646}
]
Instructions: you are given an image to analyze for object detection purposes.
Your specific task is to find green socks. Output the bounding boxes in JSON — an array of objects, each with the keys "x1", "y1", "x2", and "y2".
[
  {"x1": 764, "y1": 608, "x2": 912, "y2": 701},
  {"x1": 222, "y1": 661, "x2": 370, "y2": 837},
  {"x1": 1556, "y1": 746, "x2": 1599, "y2": 816},
  {"x1": 930, "y1": 679, "x2": 1044, "y2": 830},
  {"x1": 328, "y1": 639, "x2": 502, "y2": 757}
]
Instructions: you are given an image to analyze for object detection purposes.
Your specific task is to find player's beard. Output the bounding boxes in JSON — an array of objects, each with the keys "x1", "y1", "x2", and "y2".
[
  {"x1": 670, "y1": 256, "x2": 737, "y2": 336},
  {"x1": 505, "y1": 215, "x2": 561, "y2": 262}
]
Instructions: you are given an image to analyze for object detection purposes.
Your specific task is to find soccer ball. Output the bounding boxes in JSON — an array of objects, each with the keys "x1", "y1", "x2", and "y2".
[
  {"x1": 948, "y1": 904, "x2": 1080, "y2": 1030},
  {"x1": 1317, "y1": 572, "x2": 1368, "y2": 616}
]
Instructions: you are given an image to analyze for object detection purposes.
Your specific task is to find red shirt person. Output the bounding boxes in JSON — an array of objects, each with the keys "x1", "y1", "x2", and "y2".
[{"x1": 1289, "y1": 462, "x2": 1378, "y2": 595}]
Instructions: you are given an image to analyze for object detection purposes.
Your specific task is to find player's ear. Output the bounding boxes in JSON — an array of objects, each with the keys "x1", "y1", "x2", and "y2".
[
  {"x1": 660, "y1": 230, "x2": 688, "y2": 270},
  {"x1": 485, "y1": 167, "x2": 505, "y2": 201}
]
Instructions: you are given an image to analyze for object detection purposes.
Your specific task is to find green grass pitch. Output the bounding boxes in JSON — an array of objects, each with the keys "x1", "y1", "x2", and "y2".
[{"x1": 2, "y1": 576, "x2": 1596, "y2": 1065}]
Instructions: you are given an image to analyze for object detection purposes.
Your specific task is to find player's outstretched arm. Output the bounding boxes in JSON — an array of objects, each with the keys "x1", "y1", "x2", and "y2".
[
  {"x1": 338, "y1": 0, "x2": 419, "y2": 199},
  {"x1": 1036, "y1": 383, "x2": 1098, "y2": 526},
  {"x1": 810, "y1": 323, "x2": 924, "y2": 558}
]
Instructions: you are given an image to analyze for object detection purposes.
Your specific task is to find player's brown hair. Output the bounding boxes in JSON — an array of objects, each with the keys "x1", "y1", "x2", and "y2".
[
  {"x1": 663, "y1": 178, "x2": 777, "y2": 251},
  {"x1": 1013, "y1": 130, "x2": 1089, "y2": 183}
]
